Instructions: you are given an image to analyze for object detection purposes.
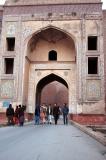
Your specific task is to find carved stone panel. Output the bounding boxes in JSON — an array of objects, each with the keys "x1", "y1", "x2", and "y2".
[
  {"x1": 6, "y1": 23, "x2": 16, "y2": 36},
  {"x1": 86, "y1": 80, "x2": 101, "y2": 100},
  {"x1": 0, "y1": 80, "x2": 15, "y2": 99},
  {"x1": 23, "y1": 27, "x2": 32, "y2": 38}
]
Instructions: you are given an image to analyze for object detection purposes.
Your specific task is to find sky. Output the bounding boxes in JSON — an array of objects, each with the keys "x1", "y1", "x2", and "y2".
[{"x1": 0, "y1": 0, "x2": 106, "y2": 9}]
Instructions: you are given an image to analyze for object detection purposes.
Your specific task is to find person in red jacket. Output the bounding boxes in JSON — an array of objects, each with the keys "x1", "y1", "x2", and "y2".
[{"x1": 14, "y1": 106, "x2": 19, "y2": 125}]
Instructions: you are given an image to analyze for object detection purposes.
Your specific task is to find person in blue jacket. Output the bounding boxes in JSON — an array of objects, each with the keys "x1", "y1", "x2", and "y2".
[{"x1": 62, "y1": 103, "x2": 69, "y2": 125}]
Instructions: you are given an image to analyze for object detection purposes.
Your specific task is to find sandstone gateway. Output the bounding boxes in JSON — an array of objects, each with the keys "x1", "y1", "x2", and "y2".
[{"x1": 0, "y1": 0, "x2": 106, "y2": 124}]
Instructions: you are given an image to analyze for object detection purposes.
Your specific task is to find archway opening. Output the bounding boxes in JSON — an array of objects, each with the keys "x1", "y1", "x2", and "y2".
[
  {"x1": 41, "y1": 81, "x2": 68, "y2": 106},
  {"x1": 23, "y1": 27, "x2": 76, "y2": 113},
  {"x1": 36, "y1": 74, "x2": 68, "y2": 107}
]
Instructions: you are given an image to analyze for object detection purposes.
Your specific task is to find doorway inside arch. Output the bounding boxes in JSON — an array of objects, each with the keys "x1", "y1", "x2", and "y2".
[
  {"x1": 36, "y1": 74, "x2": 68, "y2": 107},
  {"x1": 41, "y1": 81, "x2": 68, "y2": 106}
]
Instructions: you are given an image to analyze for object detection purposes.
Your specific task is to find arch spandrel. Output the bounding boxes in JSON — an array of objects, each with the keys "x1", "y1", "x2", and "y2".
[
  {"x1": 35, "y1": 71, "x2": 70, "y2": 89},
  {"x1": 36, "y1": 73, "x2": 68, "y2": 89}
]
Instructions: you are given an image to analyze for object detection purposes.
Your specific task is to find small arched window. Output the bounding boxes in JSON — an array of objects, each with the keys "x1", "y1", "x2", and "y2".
[{"x1": 49, "y1": 50, "x2": 57, "y2": 61}]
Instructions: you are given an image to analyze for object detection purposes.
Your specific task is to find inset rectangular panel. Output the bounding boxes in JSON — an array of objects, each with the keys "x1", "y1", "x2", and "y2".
[
  {"x1": 86, "y1": 80, "x2": 101, "y2": 100},
  {"x1": 0, "y1": 80, "x2": 15, "y2": 99}
]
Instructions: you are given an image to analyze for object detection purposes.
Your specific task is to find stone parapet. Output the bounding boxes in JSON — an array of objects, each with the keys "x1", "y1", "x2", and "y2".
[
  {"x1": 3, "y1": 4, "x2": 102, "y2": 16},
  {"x1": 4, "y1": 0, "x2": 101, "y2": 6}
]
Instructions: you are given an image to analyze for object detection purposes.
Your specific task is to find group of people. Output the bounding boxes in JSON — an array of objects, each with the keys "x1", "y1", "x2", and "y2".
[
  {"x1": 35, "y1": 103, "x2": 69, "y2": 125},
  {"x1": 6, "y1": 104, "x2": 26, "y2": 126},
  {"x1": 6, "y1": 103, "x2": 69, "y2": 126}
]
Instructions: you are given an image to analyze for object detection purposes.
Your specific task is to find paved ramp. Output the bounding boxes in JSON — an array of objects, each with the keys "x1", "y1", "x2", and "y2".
[{"x1": 0, "y1": 122, "x2": 106, "y2": 160}]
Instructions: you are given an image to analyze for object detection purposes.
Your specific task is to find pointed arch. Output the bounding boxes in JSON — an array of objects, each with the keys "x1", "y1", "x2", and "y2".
[
  {"x1": 26, "y1": 25, "x2": 76, "y2": 63},
  {"x1": 26, "y1": 25, "x2": 76, "y2": 44},
  {"x1": 36, "y1": 73, "x2": 68, "y2": 105}
]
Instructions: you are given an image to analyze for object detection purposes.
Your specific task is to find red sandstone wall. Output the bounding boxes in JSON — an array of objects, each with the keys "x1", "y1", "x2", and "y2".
[
  {"x1": 0, "y1": 113, "x2": 7, "y2": 124},
  {"x1": 71, "y1": 114, "x2": 106, "y2": 125}
]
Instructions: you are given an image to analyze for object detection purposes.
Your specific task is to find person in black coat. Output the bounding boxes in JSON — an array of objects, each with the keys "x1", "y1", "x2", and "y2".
[
  {"x1": 18, "y1": 105, "x2": 25, "y2": 126},
  {"x1": 35, "y1": 104, "x2": 40, "y2": 125},
  {"x1": 6, "y1": 104, "x2": 14, "y2": 125},
  {"x1": 53, "y1": 103, "x2": 60, "y2": 125}
]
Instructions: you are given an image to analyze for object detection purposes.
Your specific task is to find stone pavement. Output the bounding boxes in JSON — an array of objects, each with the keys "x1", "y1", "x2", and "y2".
[{"x1": 0, "y1": 121, "x2": 106, "y2": 160}]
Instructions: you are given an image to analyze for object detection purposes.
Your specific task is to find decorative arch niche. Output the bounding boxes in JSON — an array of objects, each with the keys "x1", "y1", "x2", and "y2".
[
  {"x1": 23, "y1": 26, "x2": 76, "y2": 111},
  {"x1": 27, "y1": 27, "x2": 76, "y2": 62}
]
